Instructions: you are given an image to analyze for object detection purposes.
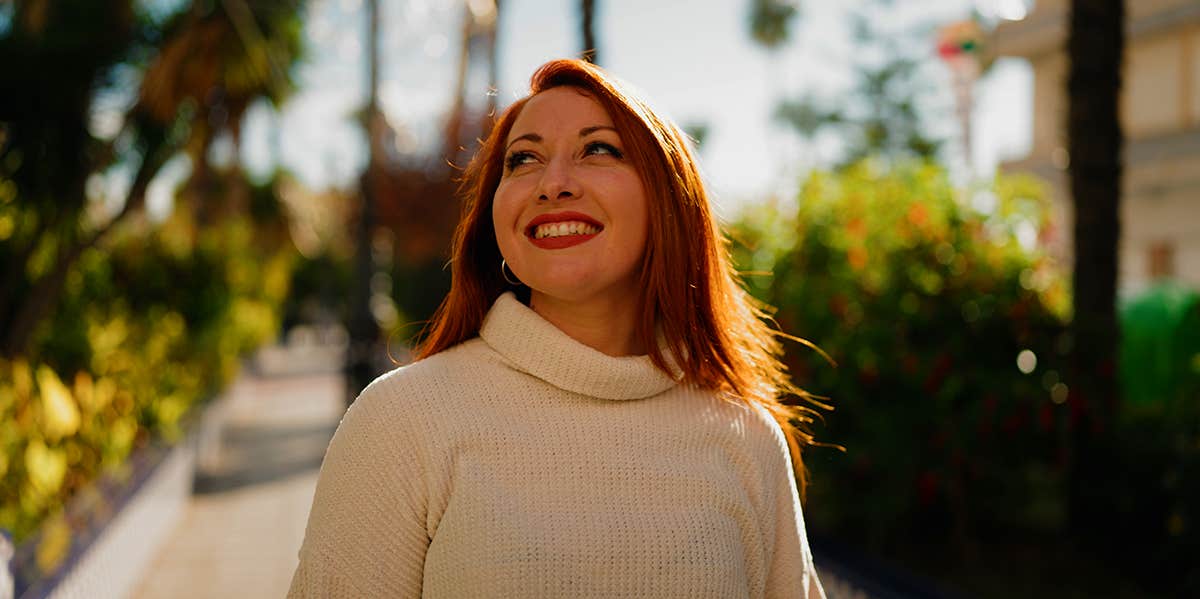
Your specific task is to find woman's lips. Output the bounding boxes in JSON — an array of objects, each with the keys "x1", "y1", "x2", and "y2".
[
  {"x1": 524, "y1": 210, "x2": 603, "y2": 250},
  {"x1": 529, "y1": 232, "x2": 599, "y2": 249}
]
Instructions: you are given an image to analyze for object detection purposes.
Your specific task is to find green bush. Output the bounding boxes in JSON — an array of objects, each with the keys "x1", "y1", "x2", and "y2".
[
  {"x1": 0, "y1": 207, "x2": 294, "y2": 572},
  {"x1": 1110, "y1": 285, "x2": 1200, "y2": 593},
  {"x1": 732, "y1": 161, "x2": 1071, "y2": 548},
  {"x1": 733, "y1": 161, "x2": 1200, "y2": 595}
]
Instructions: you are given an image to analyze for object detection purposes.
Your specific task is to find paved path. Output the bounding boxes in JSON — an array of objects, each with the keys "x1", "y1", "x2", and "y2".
[{"x1": 131, "y1": 370, "x2": 345, "y2": 599}]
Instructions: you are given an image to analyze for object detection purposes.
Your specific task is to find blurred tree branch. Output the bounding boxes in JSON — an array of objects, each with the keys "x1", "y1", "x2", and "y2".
[
  {"x1": 769, "y1": 4, "x2": 943, "y2": 170},
  {"x1": 580, "y1": 0, "x2": 599, "y2": 64},
  {"x1": 0, "y1": 0, "x2": 304, "y2": 357},
  {"x1": 748, "y1": 0, "x2": 799, "y2": 51}
]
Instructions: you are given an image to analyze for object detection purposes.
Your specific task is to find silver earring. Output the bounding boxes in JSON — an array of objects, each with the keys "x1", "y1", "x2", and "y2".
[{"x1": 501, "y1": 259, "x2": 522, "y2": 286}]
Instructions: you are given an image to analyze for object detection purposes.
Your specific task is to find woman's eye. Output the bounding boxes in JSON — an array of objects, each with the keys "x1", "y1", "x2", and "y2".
[
  {"x1": 505, "y1": 151, "x2": 536, "y2": 171},
  {"x1": 584, "y1": 141, "x2": 622, "y2": 159}
]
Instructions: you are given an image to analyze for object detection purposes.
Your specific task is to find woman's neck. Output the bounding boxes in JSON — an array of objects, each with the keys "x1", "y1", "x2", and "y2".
[{"x1": 529, "y1": 290, "x2": 645, "y2": 357}]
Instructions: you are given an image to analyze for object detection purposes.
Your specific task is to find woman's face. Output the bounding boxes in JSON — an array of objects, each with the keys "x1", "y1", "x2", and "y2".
[{"x1": 493, "y1": 87, "x2": 649, "y2": 307}]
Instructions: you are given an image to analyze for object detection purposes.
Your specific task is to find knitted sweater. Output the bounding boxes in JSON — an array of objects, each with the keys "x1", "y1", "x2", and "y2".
[{"x1": 288, "y1": 292, "x2": 825, "y2": 598}]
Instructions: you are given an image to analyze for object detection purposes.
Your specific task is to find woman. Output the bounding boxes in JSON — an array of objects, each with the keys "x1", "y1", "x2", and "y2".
[{"x1": 288, "y1": 58, "x2": 828, "y2": 598}]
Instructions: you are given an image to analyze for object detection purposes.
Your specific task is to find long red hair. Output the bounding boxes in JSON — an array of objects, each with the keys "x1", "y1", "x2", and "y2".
[{"x1": 416, "y1": 59, "x2": 829, "y2": 497}]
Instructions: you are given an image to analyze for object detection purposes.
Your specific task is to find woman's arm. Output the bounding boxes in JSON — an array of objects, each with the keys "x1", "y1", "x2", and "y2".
[
  {"x1": 758, "y1": 410, "x2": 827, "y2": 599},
  {"x1": 287, "y1": 378, "x2": 430, "y2": 598},
  {"x1": 765, "y1": 472, "x2": 827, "y2": 599}
]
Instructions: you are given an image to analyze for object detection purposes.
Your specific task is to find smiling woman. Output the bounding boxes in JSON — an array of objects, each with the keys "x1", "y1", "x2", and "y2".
[
  {"x1": 288, "y1": 59, "x2": 829, "y2": 598},
  {"x1": 493, "y1": 86, "x2": 650, "y2": 356}
]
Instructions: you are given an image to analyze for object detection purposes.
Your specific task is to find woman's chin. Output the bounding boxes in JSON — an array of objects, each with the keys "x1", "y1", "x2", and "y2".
[
  {"x1": 527, "y1": 281, "x2": 600, "y2": 303},
  {"x1": 526, "y1": 278, "x2": 635, "y2": 307}
]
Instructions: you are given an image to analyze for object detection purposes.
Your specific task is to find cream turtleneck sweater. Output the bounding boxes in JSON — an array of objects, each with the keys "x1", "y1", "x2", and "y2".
[{"x1": 288, "y1": 292, "x2": 825, "y2": 598}]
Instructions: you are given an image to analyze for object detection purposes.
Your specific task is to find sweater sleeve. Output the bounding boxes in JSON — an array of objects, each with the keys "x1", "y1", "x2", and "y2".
[
  {"x1": 287, "y1": 377, "x2": 430, "y2": 598},
  {"x1": 761, "y1": 417, "x2": 827, "y2": 598},
  {"x1": 765, "y1": 475, "x2": 826, "y2": 599}
]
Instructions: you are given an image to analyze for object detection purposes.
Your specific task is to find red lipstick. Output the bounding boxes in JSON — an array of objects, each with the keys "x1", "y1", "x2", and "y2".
[
  {"x1": 525, "y1": 211, "x2": 603, "y2": 232},
  {"x1": 525, "y1": 211, "x2": 604, "y2": 250}
]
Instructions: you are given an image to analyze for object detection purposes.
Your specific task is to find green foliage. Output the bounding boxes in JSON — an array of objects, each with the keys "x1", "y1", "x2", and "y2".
[
  {"x1": 771, "y1": 1, "x2": 944, "y2": 169},
  {"x1": 1108, "y1": 285, "x2": 1200, "y2": 594},
  {"x1": 732, "y1": 161, "x2": 1069, "y2": 547},
  {"x1": 733, "y1": 161, "x2": 1200, "y2": 594},
  {"x1": 0, "y1": 0, "x2": 306, "y2": 357},
  {"x1": 748, "y1": 0, "x2": 800, "y2": 50},
  {"x1": 0, "y1": 0, "x2": 307, "y2": 582},
  {"x1": 1105, "y1": 403, "x2": 1200, "y2": 596},
  {"x1": 283, "y1": 249, "x2": 353, "y2": 331},
  {"x1": 1120, "y1": 284, "x2": 1200, "y2": 407},
  {"x1": 0, "y1": 207, "x2": 295, "y2": 567}
]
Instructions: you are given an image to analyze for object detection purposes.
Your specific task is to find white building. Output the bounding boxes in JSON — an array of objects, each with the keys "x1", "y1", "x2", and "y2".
[{"x1": 989, "y1": 0, "x2": 1200, "y2": 291}]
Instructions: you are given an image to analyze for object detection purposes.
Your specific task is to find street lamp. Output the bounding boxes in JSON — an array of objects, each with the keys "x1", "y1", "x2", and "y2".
[
  {"x1": 936, "y1": 18, "x2": 984, "y2": 177},
  {"x1": 973, "y1": 0, "x2": 1034, "y2": 23}
]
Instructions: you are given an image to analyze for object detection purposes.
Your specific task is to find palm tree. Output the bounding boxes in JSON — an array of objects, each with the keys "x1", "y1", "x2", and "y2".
[
  {"x1": 1065, "y1": 0, "x2": 1123, "y2": 549},
  {"x1": 748, "y1": 0, "x2": 797, "y2": 51},
  {"x1": 746, "y1": 0, "x2": 801, "y2": 181},
  {"x1": 346, "y1": 0, "x2": 382, "y2": 405},
  {"x1": 481, "y1": 0, "x2": 502, "y2": 138},
  {"x1": 443, "y1": 0, "x2": 500, "y2": 170},
  {"x1": 0, "y1": 0, "x2": 304, "y2": 357},
  {"x1": 443, "y1": 1, "x2": 475, "y2": 170},
  {"x1": 580, "y1": 0, "x2": 599, "y2": 64}
]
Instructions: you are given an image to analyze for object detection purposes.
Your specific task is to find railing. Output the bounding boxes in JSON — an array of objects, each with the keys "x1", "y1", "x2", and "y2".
[{"x1": 2, "y1": 395, "x2": 227, "y2": 599}]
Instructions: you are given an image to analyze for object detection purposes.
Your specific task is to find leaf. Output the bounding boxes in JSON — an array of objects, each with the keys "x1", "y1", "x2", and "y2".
[
  {"x1": 35, "y1": 511, "x2": 72, "y2": 574},
  {"x1": 12, "y1": 359, "x2": 34, "y2": 402},
  {"x1": 86, "y1": 376, "x2": 117, "y2": 415},
  {"x1": 24, "y1": 439, "x2": 67, "y2": 498},
  {"x1": 36, "y1": 366, "x2": 80, "y2": 442},
  {"x1": 72, "y1": 371, "x2": 93, "y2": 414}
]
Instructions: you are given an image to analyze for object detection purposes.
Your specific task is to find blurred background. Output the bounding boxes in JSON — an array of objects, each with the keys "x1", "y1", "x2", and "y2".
[{"x1": 1, "y1": 0, "x2": 1197, "y2": 597}]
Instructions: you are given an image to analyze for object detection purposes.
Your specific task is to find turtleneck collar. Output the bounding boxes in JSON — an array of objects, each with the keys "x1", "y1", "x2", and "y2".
[{"x1": 479, "y1": 292, "x2": 679, "y2": 400}]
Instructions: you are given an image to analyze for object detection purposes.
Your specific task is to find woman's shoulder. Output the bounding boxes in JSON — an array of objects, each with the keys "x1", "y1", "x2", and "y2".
[
  {"x1": 354, "y1": 337, "x2": 501, "y2": 414},
  {"x1": 702, "y1": 391, "x2": 794, "y2": 463},
  {"x1": 333, "y1": 338, "x2": 503, "y2": 455}
]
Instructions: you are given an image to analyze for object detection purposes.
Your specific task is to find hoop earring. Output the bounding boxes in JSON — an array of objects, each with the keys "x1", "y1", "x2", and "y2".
[{"x1": 501, "y1": 259, "x2": 522, "y2": 286}]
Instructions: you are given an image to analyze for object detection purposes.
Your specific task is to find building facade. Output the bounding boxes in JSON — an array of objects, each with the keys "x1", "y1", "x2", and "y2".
[{"x1": 989, "y1": 0, "x2": 1200, "y2": 292}]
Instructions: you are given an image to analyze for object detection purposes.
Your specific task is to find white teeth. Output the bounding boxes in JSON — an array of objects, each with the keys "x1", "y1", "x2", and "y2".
[{"x1": 532, "y1": 220, "x2": 600, "y2": 239}]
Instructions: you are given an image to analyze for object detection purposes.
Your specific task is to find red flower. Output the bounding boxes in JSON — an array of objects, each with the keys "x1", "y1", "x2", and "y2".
[
  {"x1": 907, "y1": 203, "x2": 929, "y2": 227},
  {"x1": 1002, "y1": 411, "x2": 1027, "y2": 435},
  {"x1": 917, "y1": 471, "x2": 939, "y2": 505},
  {"x1": 848, "y1": 246, "x2": 869, "y2": 271},
  {"x1": 1038, "y1": 403, "x2": 1054, "y2": 433},
  {"x1": 982, "y1": 393, "x2": 998, "y2": 412},
  {"x1": 976, "y1": 418, "x2": 991, "y2": 438},
  {"x1": 846, "y1": 217, "x2": 866, "y2": 240}
]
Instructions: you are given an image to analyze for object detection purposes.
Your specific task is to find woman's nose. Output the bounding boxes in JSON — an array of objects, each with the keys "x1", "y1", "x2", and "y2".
[{"x1": 536, "y1": 155, "x2": 579, "y2": 202}]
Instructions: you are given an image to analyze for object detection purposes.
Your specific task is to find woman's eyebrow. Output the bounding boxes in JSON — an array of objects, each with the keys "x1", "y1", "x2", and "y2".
[
  {"x1": 505, "y1": 125, "x2": 617, "y2": 151},
  {"x1": 505, "y1": 133, "x2": 541, "y2": 151},
  {"x1": 579, "y1": 125, "x2": 617, "y2": 137}
]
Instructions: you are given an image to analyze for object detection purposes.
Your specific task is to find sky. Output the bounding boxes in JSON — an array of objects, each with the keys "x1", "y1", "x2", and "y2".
[{"x1": 230, "y1": 0, "x2": 1035, "y2": 218}]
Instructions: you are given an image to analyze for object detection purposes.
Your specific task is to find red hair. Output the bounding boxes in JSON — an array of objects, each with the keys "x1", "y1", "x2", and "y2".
[{"x1": 416, "y1": 59, "x2": 829, "y2": 496}]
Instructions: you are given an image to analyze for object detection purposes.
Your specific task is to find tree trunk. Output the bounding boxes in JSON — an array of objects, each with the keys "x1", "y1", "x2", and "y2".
[
  {"x1": 580, "y1": 0, "x2": 598, "y2": 64},
  {"x1": 442, "y1": 2, "x2": 474, "y2": 171},
  {"x1": 346, "y1": 0, "x2": 382, "y2": 406},
  {"x1": 1065, "y1": 0, "x2": 1123, "y2": 553},
  {"x1": 480, "y1": 0, "x2": 502, "y2": 140},
  {"x1": 1, "y1": 121, "x2": 166, "y2": 357}
]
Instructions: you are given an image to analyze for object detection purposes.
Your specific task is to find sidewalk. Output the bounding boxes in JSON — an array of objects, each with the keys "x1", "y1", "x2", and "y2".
[{"x1": 130, "y1": 367, "x2": 345, "y2": 599}]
